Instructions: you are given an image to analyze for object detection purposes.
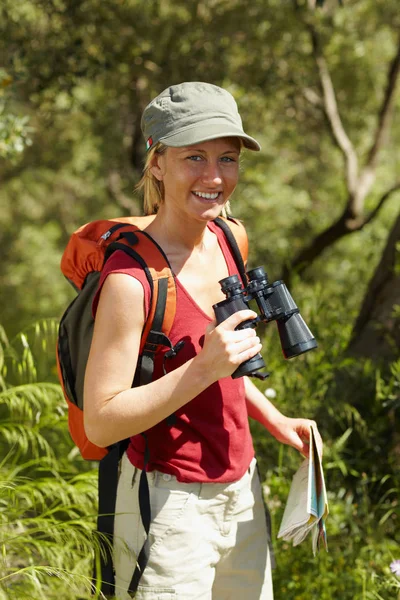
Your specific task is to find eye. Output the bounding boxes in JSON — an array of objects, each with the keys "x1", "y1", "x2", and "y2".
[
  {"x1": 187, "y1": 155, "x2": 203, "y2": 161},
  {"x1": 220, "y1": 156, "x2": 236, "y2": 163}
]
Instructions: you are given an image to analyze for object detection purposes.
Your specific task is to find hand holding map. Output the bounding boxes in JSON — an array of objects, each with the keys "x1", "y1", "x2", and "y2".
[{"x1": 277, "y1": 425, "x2": 329, "y2": 555}]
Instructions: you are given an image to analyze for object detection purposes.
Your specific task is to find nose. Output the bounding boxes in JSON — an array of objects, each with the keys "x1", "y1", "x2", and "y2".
[{"x1": 201, "y1": 161, "x2": 222, "y2": 187}]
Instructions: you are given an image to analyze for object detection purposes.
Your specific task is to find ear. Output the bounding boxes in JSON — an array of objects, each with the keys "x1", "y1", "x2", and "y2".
[{"x1": 149, "y1": 152, "x2": 165, "y2": 182}]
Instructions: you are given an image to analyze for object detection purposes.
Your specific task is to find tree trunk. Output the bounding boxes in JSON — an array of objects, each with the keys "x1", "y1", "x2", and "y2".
[
  {"x1": 283, "y1": 204, "x2": 363, "y2": 280},
  {"x1": 347, "y1": 210, "x2": 400, "y2": 361}
]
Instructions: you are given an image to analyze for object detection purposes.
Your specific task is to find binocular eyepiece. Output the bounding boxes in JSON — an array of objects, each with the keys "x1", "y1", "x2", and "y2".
[{"x1": 213, "y1": 266, "x2": 317, "y2": 379}]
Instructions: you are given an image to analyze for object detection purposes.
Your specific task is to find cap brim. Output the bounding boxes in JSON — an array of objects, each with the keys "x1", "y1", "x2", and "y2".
[{"x1": 159, "y1": 122, "x2": 261, "y2": 151}]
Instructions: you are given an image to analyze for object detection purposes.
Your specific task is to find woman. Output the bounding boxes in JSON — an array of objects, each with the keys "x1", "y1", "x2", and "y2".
[{"x1": 84, "y1": 82, "x2": 322, "y2": 600}]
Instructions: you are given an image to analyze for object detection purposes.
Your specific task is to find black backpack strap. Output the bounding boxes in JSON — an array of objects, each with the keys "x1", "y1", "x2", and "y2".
[
  {"x1": 94, "y1": 439, "x2": 129, "y2": 595},
  {"x1": 104, "y1": 239, "x2": 175, "y2": 386},
  {"x1": 139, "y1": 276, "x2": 170, "y2": 386},
  {"x1": 128, "y1": 435, "x2": 151, "y2": 594},
  {"x1": 213, "y1": 217, "x2": 248, "y2": 287}
]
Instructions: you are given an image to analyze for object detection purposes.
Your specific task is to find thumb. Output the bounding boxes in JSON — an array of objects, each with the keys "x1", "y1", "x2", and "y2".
[
  {"x1": 289, "y1": 431, "x2": 310, "y2": 458},
  {"x1": 218, "y1": 310, "x2": 258, "y2": 331},
  {"x1": 205, "y1": 319, "x2": 217, "y2": 335}
]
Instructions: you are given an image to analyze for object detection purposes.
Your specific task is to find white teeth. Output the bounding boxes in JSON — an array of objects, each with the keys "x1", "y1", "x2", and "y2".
[{"x1": 193, "y1": 191, "x2": 220, "y2": 200}]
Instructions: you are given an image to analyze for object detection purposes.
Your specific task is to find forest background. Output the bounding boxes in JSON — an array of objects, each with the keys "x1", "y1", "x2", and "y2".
[{"x1": 1, "y1": 0, "x2": 399, "y2": 599}]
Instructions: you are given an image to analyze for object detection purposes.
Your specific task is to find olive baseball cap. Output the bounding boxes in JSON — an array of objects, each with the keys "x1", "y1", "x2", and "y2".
[{"x1": 141, "y1": 82, "x2": 261, "y2": 152}]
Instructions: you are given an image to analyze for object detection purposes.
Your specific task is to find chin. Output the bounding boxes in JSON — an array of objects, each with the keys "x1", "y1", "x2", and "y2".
[
  {"x1": 195, "y1": 206, "x2": 224, "y2": 222},
  {"x1": 191, "y1": 201, "x2": 225, "y2": 221}
]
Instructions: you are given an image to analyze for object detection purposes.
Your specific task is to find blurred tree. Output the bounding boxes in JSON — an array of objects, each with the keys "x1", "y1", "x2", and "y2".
[
  {"x1": 0, "y1": 0, "x2": 399, "y2": 344},
  {"x1": 0, "y1": 68, "x2": 32, "y2": 161},
  {"x1": 283, "y1": 2, "x2": 400, "y2": 279},
  {"x1": 348, "y1": 209, "x2": 400, "y2": 360}
]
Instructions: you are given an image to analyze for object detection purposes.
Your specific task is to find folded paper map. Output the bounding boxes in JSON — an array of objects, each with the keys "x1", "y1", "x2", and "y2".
[{"x1": 277, "y1": 425, "x2": 329, "y2": 555}]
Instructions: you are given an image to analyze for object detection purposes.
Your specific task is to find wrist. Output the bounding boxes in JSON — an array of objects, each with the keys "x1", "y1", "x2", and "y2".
[
  {"x1": 264, "y1": 414, "x2": 288, "y2": 437},
  {"x1": 245, "y1": 380, "x2": 288, "y2": 432},
  {"x1": 190, "y1": 353, "x2": 219, "y2": 388}
]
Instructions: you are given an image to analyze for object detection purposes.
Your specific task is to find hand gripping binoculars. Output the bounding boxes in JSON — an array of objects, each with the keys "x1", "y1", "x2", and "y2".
[{"x1": 213, "y1": 266, "x2": 317, "y2": 379}]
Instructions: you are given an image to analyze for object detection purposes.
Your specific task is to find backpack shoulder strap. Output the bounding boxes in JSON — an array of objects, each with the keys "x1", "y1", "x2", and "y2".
[
  {"x1": 105, "y1": 229, "x2": 177, "y2": 385},
  {"x1": 213, "y1": 216, "x2": 248, "y2": 286}
]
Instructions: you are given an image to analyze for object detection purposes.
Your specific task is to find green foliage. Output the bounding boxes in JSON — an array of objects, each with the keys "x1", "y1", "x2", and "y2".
[
  {"x1": 0, "y1": 70, "x2": 33, "y2": 162},
  {"x1": 1, "y1": 0, "x2": 400, "y2": 336},
  {"x1": 250, "y1": 283, "x2": 400, "y2": 599},
  {"x1": 0, "y1": 324, "x2": 103, "y2": 600}
]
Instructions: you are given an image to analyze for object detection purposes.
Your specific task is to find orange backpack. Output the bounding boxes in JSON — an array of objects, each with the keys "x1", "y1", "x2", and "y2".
[{"x1": 56, "y1": 215, "x2": 248, "y2": 463}]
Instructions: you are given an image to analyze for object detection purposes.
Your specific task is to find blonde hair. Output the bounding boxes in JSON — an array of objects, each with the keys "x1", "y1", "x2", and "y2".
[
  {"x1": 135, "y1": 143, "x2": 167, "y2": 215},
  {"x1": 135, "y1": 141, "x2": 232, "y2": 217}
]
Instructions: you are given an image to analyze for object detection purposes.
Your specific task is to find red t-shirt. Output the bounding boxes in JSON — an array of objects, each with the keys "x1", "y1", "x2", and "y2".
[{"x1": 93, "y1": 221, "x2": 254, "y2": 483}]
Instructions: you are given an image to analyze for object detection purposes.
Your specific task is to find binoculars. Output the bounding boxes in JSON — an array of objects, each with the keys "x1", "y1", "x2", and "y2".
[{"x1": 213, "y1": 266, "x2": 317, "y2": 379}]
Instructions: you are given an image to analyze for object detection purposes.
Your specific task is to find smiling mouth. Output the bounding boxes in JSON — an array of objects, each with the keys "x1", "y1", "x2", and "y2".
[{"x1": 192, "y1": 191, "x2": 222, "y2": 201}]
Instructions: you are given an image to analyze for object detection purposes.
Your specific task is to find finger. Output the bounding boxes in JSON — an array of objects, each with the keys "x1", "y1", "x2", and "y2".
[
  {"x1": 298, "y1": 440, "x2": 310, "y2": 459},
  {"x1": 234, "y1": 336, "x2": 261, "y2": 356},
  {"x1": 234, "y1": 342, "x2": 263, "y2": 365},
  {"x1": 207, "y1": 319, "x2": 256, "y2": 340},
  {"x1": 218, "y1": 310, "x2": 257, "y2": 331},
  {"x1": 231, "y1": 327, "x2": 257, "y2": 342},
  {"x1": 293, "y1": 421, "x2": 316, "y2": 458},
  {"x1": 289, "y1": 432, "x2": 310, "y2": 458}
]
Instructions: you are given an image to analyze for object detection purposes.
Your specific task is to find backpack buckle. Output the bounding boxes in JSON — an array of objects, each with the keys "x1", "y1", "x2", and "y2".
[{"x1": 164, "y1": 340, "x2": 185, "y2": 360}]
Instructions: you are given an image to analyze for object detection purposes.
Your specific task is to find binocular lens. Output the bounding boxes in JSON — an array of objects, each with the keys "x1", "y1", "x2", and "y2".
[
  {"x1": 220, "y1": 274, "x2": 242, "y2": 297},
  {"x1": 277, "y1": 313, "x2": 317, "y2": 359},
  {"x1": 247, "y1": 266, "x2": 268, "y2": 284}
]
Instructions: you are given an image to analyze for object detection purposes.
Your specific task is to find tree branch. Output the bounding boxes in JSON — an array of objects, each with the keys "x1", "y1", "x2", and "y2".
[
  {"x1": 363, "y1": 182, "x2": 400, "y2": 227},
  {"x1": 283, "y1": 210, "x2": 352, "y2": 280},
  {"x1": 285, "y1": 14, "x2": 400, "y2": 282},
  {"x1": 348, "y1": 208, "x2": 400, "y2": 356},
  {"x1": 309, "y1": 25, "x2": 359, "y2": 195},
  {"x1": 365, "y1": 32, "x2": 400, "y2": 171},
  {"x1": 283, "y1": 183, "x2": 400, "y2": 280},
  {"x1": 352, "y1": 34, "x2": 400, "y2": 215}
]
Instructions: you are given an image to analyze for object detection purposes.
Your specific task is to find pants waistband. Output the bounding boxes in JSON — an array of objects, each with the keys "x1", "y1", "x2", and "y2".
[{"x1": 143, "y1": 457, "x2": 257, "y2": 499}]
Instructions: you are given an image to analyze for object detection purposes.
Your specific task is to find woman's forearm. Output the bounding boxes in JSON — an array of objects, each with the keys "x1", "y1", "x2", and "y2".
[
  {"x1": 244, "y1": 376, "x2": 286, "y2": 433},
  {"x1": 84, "y1": 354, "x2": 212, "y2": 448}
]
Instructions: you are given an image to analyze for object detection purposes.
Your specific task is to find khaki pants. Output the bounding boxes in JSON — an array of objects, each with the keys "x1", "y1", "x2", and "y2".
[{"x1": 113, "y1": 454, "x2": 273, "y2": 599}]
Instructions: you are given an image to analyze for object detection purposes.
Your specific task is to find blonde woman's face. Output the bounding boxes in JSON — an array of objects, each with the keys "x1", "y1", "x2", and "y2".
[{"x1": 149, "y1": 137, "x2": 240, "y2": 222}]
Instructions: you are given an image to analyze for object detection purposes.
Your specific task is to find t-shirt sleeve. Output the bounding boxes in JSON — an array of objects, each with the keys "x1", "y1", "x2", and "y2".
[{"x1": 92, "y1": 250, "x2": 151, "y2": 319}]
